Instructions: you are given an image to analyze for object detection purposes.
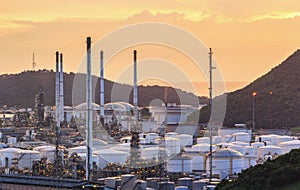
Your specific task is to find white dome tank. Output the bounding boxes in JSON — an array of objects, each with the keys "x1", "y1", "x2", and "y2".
[
  {"x1": 18, "y1": 150, "x2": 41, "y2": 169},
  {"x1": 177, "y1": 134, "x2": 193, "y2": 147},
  {"x1": 279, "y1": 140, "x2": 300, "y2": 154},
  {"x1": 190, "y1": 144, "x2": 217, "y2": 153},
  {"x1": 33, "y1": 145, "x2": 56, "y2": 162},
  {"x1": 222, "y1": 135, "x2": 234, "y2": 143},
  {"x1": 164, "y1": 137, "x2": 181, "y2": 157},
  {"x1": 258, "y1": 145, "x2": 282, "y2": 161},
  {"x1": 274, "y1": 136, "x2": 294, "y2": 146},
  {"x1": 233, "y1": 132, "x2": 251, "y2": 143},
  {"x1": 212, "y1": 136, "x2": 222, "y2": 144},
  {"x1": 68, "y1": 146, "x2": 86, "y2": 156},
  {"x1": 227, "y1": 144, "x2": 245, "y2": 155},
  {"x1": 231, "y1": 141, "x2": 249, "y2": 147},
  {"x1": 94, "y1": 148, "x2": 129, "y2": 165},
  {"x1": 206, "y1": 148, "x2": 244, "y2": 176},
  {"x1": 197, "y1": 137, "x2": 210, "y2": 144},
  {"x1": 0, "y1": 148, "x2": 22, "y2": 167},
  {"x1": 167, "y1": 155, "x2": 192, "y2": 173}
]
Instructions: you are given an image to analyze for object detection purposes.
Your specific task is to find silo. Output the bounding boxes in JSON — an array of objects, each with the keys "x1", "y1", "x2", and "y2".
[
  {"x1": 206, "y1": 148, "x2": 244, "y2": 176},
  {"x1": 274, "y1": 136, "x2": 294, "y2": 146},
  {"x1": 258, "y1": 145, "x2": 282, "y2": 161},
  {"x1": 232, "y1": 132, "x2": 251, "y2": 143},
  {"x1": 167, "y1": 155, "x2": 192, "y2": 173},
  {"x1": 178, "y1": 177, "x2": 193, "y2": 189},
  {"x1": 279, "y1": 140, "x2": 300, "y2": 154},
  {"x1": 158, "y1": 181, "x2": 175, "y2": 190},
  {"x1": 197, "y1": 137, "x2": 210, "y2": 144}
]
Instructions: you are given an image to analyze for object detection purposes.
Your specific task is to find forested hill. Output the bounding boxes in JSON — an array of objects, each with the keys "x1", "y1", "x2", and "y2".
[
  {"x1": 224, "y1": 50, "x2": 300, "y2": 128},
  {"x1": 216, "y1": 148, "x2": 300, "y2": 190},
  {"x1": 0, "y1": 70, "x2": 208, "y2": 108}
]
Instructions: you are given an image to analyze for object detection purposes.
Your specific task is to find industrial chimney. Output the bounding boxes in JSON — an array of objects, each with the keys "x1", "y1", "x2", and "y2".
[
  {"x1": 59, "y1": 53, "x2": 64, "y2": 125},
  {"x1": 86, "y1": 37, "x2": 93, "y2": 181},
  {"x1": 133, "y1": 50, "x2": 138, "y2": 121},
  {"x1": 100, "y1": 50, "x2": 105, "y2": 123},
  {"x1": 55, "y1": 51, "x2": 60, "y2": 132}
]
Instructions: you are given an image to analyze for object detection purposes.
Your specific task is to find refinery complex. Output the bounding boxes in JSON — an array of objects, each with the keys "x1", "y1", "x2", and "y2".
[{"x1": 0, "y1": 37, "x2": 298, "y2": 190}]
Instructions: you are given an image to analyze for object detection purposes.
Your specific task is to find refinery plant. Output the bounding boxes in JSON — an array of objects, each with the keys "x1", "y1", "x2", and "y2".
[{"x1": 0, "y1": 37, "x2": 299, "y2": 190}]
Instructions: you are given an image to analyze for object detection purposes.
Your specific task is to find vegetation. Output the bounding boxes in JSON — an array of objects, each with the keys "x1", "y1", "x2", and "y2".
[
  {"x1": 216, "y1": 148, "x2": 300, "y2": 190},
  {"x1": 0, "y1": 70, "x2": 207, "y2": 108},
  {"x1": 224, "y1": 49, "x2": 300, "y2": 128}
]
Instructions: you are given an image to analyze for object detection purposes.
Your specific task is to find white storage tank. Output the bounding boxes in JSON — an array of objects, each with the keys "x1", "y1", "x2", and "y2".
[
  {"x1": 167, "y1": 155, "x2": 192, "y2": 173},
  {"x1": 243, "y1": 155, "x2": 257, "y2": 170},
  {"x1": 165, "y1": 132, "x2": 178, "y2": 138},
  {"x1": 177, "y1": 134, "x2": 193, "y2": 147},
  {"x1": 0, "y1": 148, "x2": 22, "y2": 166},
  {"x1": 141, "y1": 146, "x2": 166, "y2": 160},
  {"x1": 274, "y1": 136, "x2": 294, "y2": 146},
  {"x1": 77, "y1": 153, "x2": 100, "y2": 167},
  {"x1": 206, "y1": 148, "x2": 244, "y2": 177},
  {"x1": 197, "y1": 137, "x2": 210, "y2": 144},
  {"x1": 231, "y1": 141, "x2": 249, "y2": 147},
  {"x1": 227, "y1": 144, "x2": 245, "y2": 155},
  {"x1": 94, "y1": 148, "x2": 129, "y2": 165},
  {"x1": 190, "y1": 143, "x2": 217, "y2": 153},
  {"x1": 7, "y1": 137, "x2": 17, "y2": 145},
  {"x1": 191, "y1": 154, "x2": 206, "y2": 171},
  {"x1": 175, "y1": 186, "x2": 188, "y2": 190},
  {"x1": 164, "y1": 137, "x2": 181, "y2": 157},
  {"x1": 68, "y1": 146, "x2": 87, "y2": 156},
  {"x1": 233, "y1": 132, "x2": 251, "y2": 143},
  {"x1": 279, "y1": 140, "x2": 300, "y2": 154},
  {"x1": 18, "y1": 150, "x2": 41, "y2": 169},
  {"x1": 33, "y1": 145, "x2": 56, "y2": 163},
  {"x1": 258, "y1": 145, "x2": 282, "y2": 161},
  {"x1": 222, "y1": 135, "x2": 234, "y2": 143},
  {"x1": 178, "y1": 177, "x2": 193, "y2": 190},
  {"x1": 212, "y1": 136, "x2": 222, "y2": 144}
]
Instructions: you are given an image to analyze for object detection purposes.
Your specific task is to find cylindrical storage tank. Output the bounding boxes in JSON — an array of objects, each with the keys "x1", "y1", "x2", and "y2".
[
  {"x1": 33, "y1": 145, "x2": 56, "y2": 163},
  {"x1": 233, "y1": 132, "x2": 251, "y2": 143},
  {"x1": 251, "y1": 142, "x2": 265, "y2": 156},
  {"x1": 227, "y1": 144, "x2": 245, "y2": 155},
  {"x1": 222, "y1": 135, "x2": 234, "y2": 143},
  {"x1": 193, "y1": 180, "x2": 207, "y2": 190},
  {"x1": 244, "y1": 146, "x2": 255, "y2": 156},
  {"x1": 255, "y1": 135, "x2": 276, "y2": 143},
  {"x1": 141, "y1": 147, "x2": 166, "y2": 160},
  {"x1": 77, "y1": 153, "x2": 100, "y2": 167},
  {"x1": 190, "y1": 143, "x2": 217, "y2": 153},
  {"x1": 231, "y1": 141, "x2": 249, "y2": 147},
  {"x1": 167, "y1": 156, "x2": 192, "y2": 173},
  {"x1": 175, "y1": 186, "x2": 188, "y2": 190},
  {"x1": 164, "y1": 137, "x2": 180, "y2": 156},
  {"x1": 105, "y1": 177, "x2": 117, "y2": 189},
  {"x1": 0, "y1": 148, "x2": 22, "y2": 167},
  {"x1": 68, "y1": 146, "x2": 86, "y2": 155},
  {"x1": 274, "y1": 136, "x2": 294, "y2": 146},
  {"x1": 165, "y1": 132, "x2": 178, "y2": 138},
  {"x1": 178, "y1": 177, "x2": 193, "y2": 190},
  {"x1": 94, "y1": 148, "x2": 129, "y2": 165},
  {"x1": 177, "y1": 134, "x2": 193, "y2": 147},
  {"x1": 191, "y1": 154, "x2": 206, "y2": 171},
  {"x1": 212, "y1": 136, "x2": 222, "y2": 144},
  {"x1": 258, "y1": 146, "x2": 282, "y2": 161},
  {"x1": 206, "y1": 148, "x2": 244, "y2": 176},
  {"x1": 7, "y1": 137, "x2": 17, "y2": 145},
  {"x1": 207, "y1": 185, "x2": 216, "y2": 190},
  {"x1": 197, "y1": 137, "x2": 210, "y2": 144},
  {"x1": 18, "y1": 150, "x2": 41, "y2": 169},
  {"x1": 121, "y1": 174, "x2": 136, "y2": 189},
  {"x1": 158, "y1": 181, "x2": 175, "y2": 190},
  {"x1": 243, "y1": 155, "x2": 257, "y2": 169},
  {"x1": 133, "y1": 180, "x2": 146, "y2": 190},
  {"x1": 279, "y1": 140, "x2": 300, "y2": 154}
]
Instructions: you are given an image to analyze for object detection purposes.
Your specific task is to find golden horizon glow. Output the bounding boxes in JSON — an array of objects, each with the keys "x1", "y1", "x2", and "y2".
[{"x1": 0, "y1": 1, "x2": 299, "y2": 95}]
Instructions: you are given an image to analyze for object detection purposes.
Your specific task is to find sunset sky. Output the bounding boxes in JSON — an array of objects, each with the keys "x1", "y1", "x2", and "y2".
[{"x1": 0, "y1": 0, "x2": 299, "y2": 95}]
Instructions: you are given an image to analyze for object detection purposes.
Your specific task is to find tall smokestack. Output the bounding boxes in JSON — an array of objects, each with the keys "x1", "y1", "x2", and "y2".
[
  {"x1": 100, "y1": 50, "x2": 105, "y2": 121},
  {"x1": 86, "y1": 37, "x2": 93, "y2": 181},
  {"x1": 133, "y1": 50, "x2": 138, "y2": 121},
  {"x1": 55, "y1": 51, "x2": 60, "y2": 132},
  {"x1": 59, "y1": 53, "x2": 64, "y2": 124}
]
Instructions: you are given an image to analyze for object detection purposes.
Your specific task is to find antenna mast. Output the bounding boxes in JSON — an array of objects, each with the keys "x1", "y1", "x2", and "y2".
[{"x1": 32, "y1": 53, "x2": 36, "y2": 70}]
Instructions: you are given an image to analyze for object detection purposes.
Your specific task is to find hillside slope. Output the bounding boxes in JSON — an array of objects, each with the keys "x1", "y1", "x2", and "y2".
[
  {"x1": 224, "y1": 50, "x2": 300, "y2": 128},
  {"x1": 0, "y1": 70, "x2": 207, "y2": 108}
]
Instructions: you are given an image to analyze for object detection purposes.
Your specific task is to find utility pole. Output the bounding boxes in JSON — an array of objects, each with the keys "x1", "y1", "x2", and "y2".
[{"x1": 209, "y1": 48, "x2": 215, "y2": 182}]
